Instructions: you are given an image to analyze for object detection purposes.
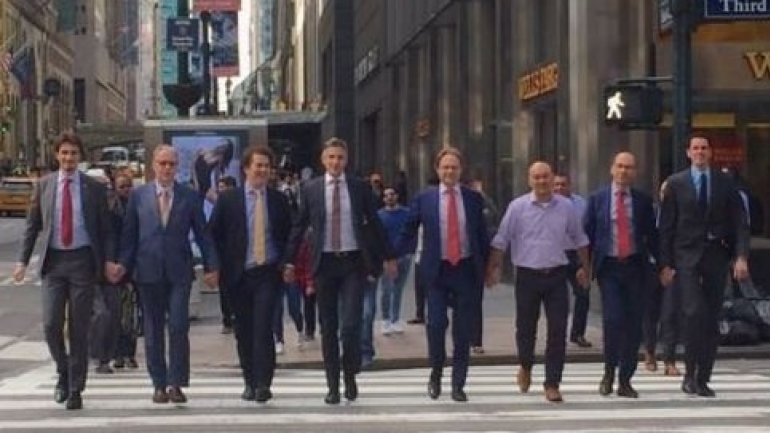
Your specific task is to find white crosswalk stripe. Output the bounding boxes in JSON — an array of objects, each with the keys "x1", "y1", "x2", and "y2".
[{"x1": 0, "y1": 363, "x2": 768, "y2": 431}]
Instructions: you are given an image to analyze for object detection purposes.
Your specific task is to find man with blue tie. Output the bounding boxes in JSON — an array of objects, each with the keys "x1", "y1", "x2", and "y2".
[
  {"x1": 396, "y1": 147, "x2": 489, "y2": 402},
  {"x1": 583, "y1": 152, "x2": 657, "y2": 398},
  {"x1": 286, "y1": 137, "x2": 396, "y2": 404},
  {"x1": 115, "y1": 144, "x2": 219, "y2": 404},
  {"x1": 659, "y1": 134, "x2": 750, "y2": 397},
  {"x1": 209, "y1": 145, "x2": 293, "y2": 403},
  {"x1": 14, "y1": 133, "x2": 116, "y2": 410}
]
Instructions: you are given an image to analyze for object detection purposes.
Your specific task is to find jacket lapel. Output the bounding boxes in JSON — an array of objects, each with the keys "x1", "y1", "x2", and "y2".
[
  {"x1": 45, "y1": 174, "x2": 57, "y2": 229},
  {"x1": 79, "y1": 173, "x2": 93, "y2": 235}
]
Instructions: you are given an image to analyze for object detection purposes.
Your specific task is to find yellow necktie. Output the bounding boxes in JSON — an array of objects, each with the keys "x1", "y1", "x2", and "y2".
[{"x1": 252, "y1": 190, "x2": 266, "y2": 265}]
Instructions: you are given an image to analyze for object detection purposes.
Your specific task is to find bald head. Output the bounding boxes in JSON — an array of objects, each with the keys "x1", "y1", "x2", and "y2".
[
  {"x1": 610, "y1": 151, "x2": 637, "y2": 188},
  {"x1": 528, "y1": 161, "x2": 554, "y2": 200}
]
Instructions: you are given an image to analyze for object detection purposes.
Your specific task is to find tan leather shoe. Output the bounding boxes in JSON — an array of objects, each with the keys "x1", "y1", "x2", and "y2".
[
  {"x1": 664, "y1": 362, "x2": 681, "y2": 376},
  {"x1": 517, "y1": 367, "x2": 531, "y2": 393},
  {"x1": 643, "y1": 351, "x2": 657, "y2": 372},
  {"x1": 544, "y1": 385, "x2": 563, "y2": 403}
]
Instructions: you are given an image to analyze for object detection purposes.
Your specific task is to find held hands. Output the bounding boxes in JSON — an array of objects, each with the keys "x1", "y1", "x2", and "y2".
[
  {"x1": 283, "y1": 264, "x2": 296, "y2": 284},
  {"x1": 12, "y1": 264, "x2": 26, "y2": 283},
  {"x1": 733, "y1": 257, "x2": 750, "y2": 282},
  {"x1": 659, "y1": 266, "x2": 676, "y2": 288},
  {"x1": 203, "y1": 271, "x2": 219, "y2": 289},
  {"x1": 383, "y1": 259, "x2": 398, "y2": 279},
  {"x1": 105, "y1": 262, "x2": 125, "y2": 284},
  {"x1": 576, "y1": 267, "x2": 590, "y2": 289},
  {"x1": 485, "y1": 265, "x2": 501, "y2": 288}
]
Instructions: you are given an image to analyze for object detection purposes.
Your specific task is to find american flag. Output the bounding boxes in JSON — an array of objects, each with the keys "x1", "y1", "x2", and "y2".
[{"x1": 0, "y1": 51, "x2": 12, "y2": 74}]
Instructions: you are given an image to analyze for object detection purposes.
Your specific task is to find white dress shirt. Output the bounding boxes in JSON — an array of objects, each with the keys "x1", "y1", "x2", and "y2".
[
  {"x1": 323, "y1": 172, "x2": 358, "y2": 252},
  {"x1": 438, "y1": 183, "x2": 469, "y2": 260},
  {"x1": 52, "y1": 171, "x2": 91, "y2": 249}
]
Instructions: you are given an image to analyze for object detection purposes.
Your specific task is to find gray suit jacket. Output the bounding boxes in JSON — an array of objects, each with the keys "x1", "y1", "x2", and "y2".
[{"x1": 17, "y1": 171, "x2": 115, "y2": 280}]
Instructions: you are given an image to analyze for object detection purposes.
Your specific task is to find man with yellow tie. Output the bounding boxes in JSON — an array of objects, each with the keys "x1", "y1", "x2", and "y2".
[{"x1": 209, "y1": 145, "x2": 294, "y2": 403}]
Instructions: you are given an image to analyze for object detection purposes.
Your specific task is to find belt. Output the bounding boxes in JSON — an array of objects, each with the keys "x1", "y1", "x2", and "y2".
[
  {"x1": 516, "y1": 265, "x2": 566, "y2": 276},
  {"x1": 323, "y1": 250, "x2": 360, "y2": 259},
  {"x1": 50, "y1": 246, "x2": 92, "y2": 254},
  {"x1": 605, "y1": 254, "x2": 642, "y2": 265}
]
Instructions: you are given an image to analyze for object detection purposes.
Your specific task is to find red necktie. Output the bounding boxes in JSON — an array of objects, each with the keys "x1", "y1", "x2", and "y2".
[
  {"x1": 446, "y1": 188, "x2": 461, "y2": 265},
  {"x1": 615, "y1": 190, "x2": 631, "y2": 259},
  {"x1": 61, "y1": 177, "x2": 73, "y2": 247}
]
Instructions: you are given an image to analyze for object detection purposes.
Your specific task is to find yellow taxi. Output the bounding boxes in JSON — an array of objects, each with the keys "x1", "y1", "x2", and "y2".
[{"x1": 0, "y1": 177, "x2": 36, "y2": 216}]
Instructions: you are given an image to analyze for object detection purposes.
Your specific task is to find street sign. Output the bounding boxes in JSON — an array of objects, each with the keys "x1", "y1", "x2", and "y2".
[
  {"x1": 603, "y1": 85, "x2": 663, "y2": 129},
  {"x1": 166, "y1": 18, "x2": 200, "y2": 52},
  {"x1": 702, "y1": 0, "x2": 770, "y2": 20}
]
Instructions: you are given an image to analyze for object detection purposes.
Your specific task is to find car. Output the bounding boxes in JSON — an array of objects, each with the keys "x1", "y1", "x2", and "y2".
[{"x1": 0, "y1": 177, "x2": 36, "y2": 216}]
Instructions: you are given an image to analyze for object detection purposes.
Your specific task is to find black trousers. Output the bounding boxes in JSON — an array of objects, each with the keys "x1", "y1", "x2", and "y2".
[
  {"x1": 413, "y1": 262, "x2": 426, "y2": 321},
  {"x1": 315, "y1": 252, "x2": 366, "y2": 391},
  {"x1": 232, "y1": 265, "x2": 281, "y2": 390},
  {"x1": 566, "y1": 250, "x2": 589, "y2": 340},
  {"x1": 219, "y1": 281, "x2": 234, "y2": 328},
  {"x1": 515, "y1": 266, "x2": 569, "y2": 387},
  {"x1": 679, "y1": 242, "x2": 731, "y2": 384}
]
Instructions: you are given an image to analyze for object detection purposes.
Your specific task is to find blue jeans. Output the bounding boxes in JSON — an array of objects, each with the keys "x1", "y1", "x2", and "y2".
[
  {"x1": 380, "y1": 255, "x2": 412, "y2": 323},
  {"x1": 273, "y1": 283, "x2": 303, "y2": 343},
  {"x1": 360, "y1": 276, "x2": 379, "y2": 362}
]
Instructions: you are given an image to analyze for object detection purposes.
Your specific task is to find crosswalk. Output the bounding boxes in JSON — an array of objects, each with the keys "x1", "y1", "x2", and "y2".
[{"x1": 0, "y1": 363, "x2": 769, "y2": 432}]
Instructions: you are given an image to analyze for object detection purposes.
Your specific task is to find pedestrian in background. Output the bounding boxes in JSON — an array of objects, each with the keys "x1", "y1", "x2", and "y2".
[
  {"x1": 215, "y1": 175, "x2": 237, "y2": 335},
  {"x1": 377, "y1": 187, "x2": 412, "y2": 335}
]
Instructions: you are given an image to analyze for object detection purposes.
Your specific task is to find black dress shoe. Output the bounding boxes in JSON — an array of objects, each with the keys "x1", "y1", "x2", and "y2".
[
  {"x1": 167, "y1": 386, "x2": 187, "y2": 403},
  {"x1": 241, "y1": 386, "x2": 255, "y2": 401},
  {"x1": 54, "y1": 386, "x2": 69, "y2": 404},
  {"x1": 570, "y1": 336, "x2": 593, "y2": 348},
  {"x1": 617, "y1": 382, "x2": 639, "y2": 398},
  {"x1": 65, "y1": 391, "x2": 82, "y2": 410},
  {"x1": 450, "y1": 387, "x2": 467, "y2": 402},
  {"x1": 427, "y1": 372, "x2": 441, "y2": 400},
  {"x1": 343, "y1": 376, "x2": 358, "y2": 401},
  {"x1": 599, "y1": 373, "x2": 614, "y2": 396},
  {"x1": 324, "y1": 390, "x2": 341, "y2": 405},
  {"x1": 695, "y1": 383, "x2": 716, "y2": 398},
  {"x1": 681, "y1": 377, "x2": 697, "y2": 395},
  {"x1": 255, "y1": 388, "x2": 273, "y2": 403},
  {"x1": 152, "y1": 387, "x2": 170, "y2": 404},
  {"x1": 407, "y1": 318, "x2": 424, "y2": 325}
]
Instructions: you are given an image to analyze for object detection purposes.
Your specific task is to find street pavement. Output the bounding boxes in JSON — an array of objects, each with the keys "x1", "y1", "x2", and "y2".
[{"x1": 0, "y1": 361, "x2": 770, "y2": 432}]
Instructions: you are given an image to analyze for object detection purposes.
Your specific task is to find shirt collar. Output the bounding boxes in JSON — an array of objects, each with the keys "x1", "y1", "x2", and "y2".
[
  {"x1": 528, "y1": 191, "x2": 555, "y2": 206},
  {"x1": 690, "y1": 166, "x2": 710, "y2": 177},
  {"x1": 439, "y1": 183, "x2": 459, "y2": 195},
  {"x1": 325, "y1": 172, "x2": 346, "y2": 185},
  {"x1": 58, "y1": 170, "x2": 79, "y2": 184},
  {"x1": 155, "y1": 181, "x2": 173, "y2": 194},
  {"x1": 246, "y1": 184, "x2": 266, "y2": 196},
  {"x1": 611, "y1": 183, "x2": 630, "y2": 196}
]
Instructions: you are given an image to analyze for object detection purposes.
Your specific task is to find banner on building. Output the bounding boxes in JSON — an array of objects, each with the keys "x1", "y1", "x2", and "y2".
[
  {"x1": 10, "y1": 47, "x2": 36, "y2": 100},
  {"x1": 210, "y1": 11, "x2": 239, "y2": 77},
  {"x1": 167, "y1": 18, "x2": 200, "y2": 52},
  {"x1": 193, "y1": 0, "x2": 241, "y2": 12}
]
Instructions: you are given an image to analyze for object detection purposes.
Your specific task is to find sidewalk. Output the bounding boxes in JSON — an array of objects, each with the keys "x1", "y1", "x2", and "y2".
[{"x1": 168, "y1": 272, "x2": 770, "y2": 370}]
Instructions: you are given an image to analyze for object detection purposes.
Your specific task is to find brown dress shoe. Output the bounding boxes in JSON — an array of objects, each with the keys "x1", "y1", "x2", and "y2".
[
  {"x1": 643, "y1": 351, "x2": 657, "y2": 372},
  {"x1": 664, "y1": 362, "x2": 681, "y2": 376},
  {"x1": 517, "y1": 367, "x2": 531, "y2": 393},
  {"x1": 167, "y1": 386, "x2": 187, "y2": 403},
  {"x1": 152, "y1": 387, "x2": 169, "y2": 404},
  {"x1": 544, "y1": 386, "x2": 563, "y2": 403}
]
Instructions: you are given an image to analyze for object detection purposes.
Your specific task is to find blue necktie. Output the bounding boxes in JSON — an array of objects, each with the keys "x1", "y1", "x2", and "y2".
[{"x1": 698, "y1": 173, "x2": 708, "y2": 213}]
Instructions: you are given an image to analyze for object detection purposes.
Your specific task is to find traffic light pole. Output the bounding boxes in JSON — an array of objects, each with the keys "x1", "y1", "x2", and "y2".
[{"x1": 672, "y1": 0, "x2": 694, "y2": 172}]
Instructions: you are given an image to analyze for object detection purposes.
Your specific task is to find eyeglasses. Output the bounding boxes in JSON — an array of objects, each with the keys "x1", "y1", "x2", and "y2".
[
  {"x1": 156, "y1": 161, "x2": 177, "y2": 167},
  {"x1": 116, "y1": 184, "x2": 132, "y2": 189}
]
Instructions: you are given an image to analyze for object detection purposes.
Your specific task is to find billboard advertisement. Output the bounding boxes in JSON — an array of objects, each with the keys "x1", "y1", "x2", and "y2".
[
  {"x1": 210, "y1": 11, "x2": 240, "y2": 77},
  {"x1": 163, "y1": 129, "x2": 246, "y2": 216}
]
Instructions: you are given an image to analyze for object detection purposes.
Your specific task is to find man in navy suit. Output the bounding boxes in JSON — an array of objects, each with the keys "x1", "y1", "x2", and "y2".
[
  {"x1": 583, "y1": 152, "x2": 657, "y2": 398},
  {"x1": 396, "y1": 147, "x2": 489, "y2": 402},
  {"x1": 114, "y1": 144, "x2": 219, "y2": 404},
  {"x1": 209, "y1": 145, "x2": 293, "y2": 403},
  {"x1": 286, "y1": 137, "x2": 396, "y2": 404}
]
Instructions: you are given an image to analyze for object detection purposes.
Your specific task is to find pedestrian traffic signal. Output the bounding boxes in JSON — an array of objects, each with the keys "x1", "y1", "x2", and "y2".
[{"x1": 603, "y1": 85, "x2": 663, "y2": 129}]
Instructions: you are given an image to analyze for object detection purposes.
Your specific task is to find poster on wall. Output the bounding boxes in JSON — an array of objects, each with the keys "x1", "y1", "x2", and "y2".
[
  {"x1": 193, "y1": 0, "x2": 241, "y2": 12},
  {"x1": 210, "y1": 11, "x2": 240, "y2": 77},
  {"x1": 164, "y1": 130, "x2": 245, "y2": 217}
]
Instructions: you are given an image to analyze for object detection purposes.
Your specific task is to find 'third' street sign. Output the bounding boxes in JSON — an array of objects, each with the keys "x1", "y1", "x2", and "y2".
[{"x1": 703, "y1": 0, "x2": 770, "y2": 20}]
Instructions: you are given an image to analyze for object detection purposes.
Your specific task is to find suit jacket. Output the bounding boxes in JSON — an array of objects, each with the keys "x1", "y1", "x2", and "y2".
[
  {"x1": 286, "y1": 174, "x2": 395, "y2": 276},
  {"x1": 583, "y1": 186, "x2": 658, "y2": 275},
  {"x1": 659, "y1": 168, "x2": 750, "y2": 269},
  {"x1": 208, "y1": 186, "x2": 293, "y2": 289},
  {"x1": 119, "y1": 182, "x2": 218, "y2": 285},
  {"x1": 17, "y1": 171, "x2": 114, "y2": 280},
  {"x1": 395, "y1": 185, "x2": 489, "y2": 288}
]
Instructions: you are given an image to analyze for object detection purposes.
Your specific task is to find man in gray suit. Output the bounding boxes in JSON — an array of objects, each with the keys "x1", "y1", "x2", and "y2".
[
  {"x1": 14, "y1": 133, "x2": 116, "y2": 410},
  {"x1": 114, "y1": 144, "x2": 218, "y2": 404},
  {"x1": 659, "y1": 133, "x2": 750, "y2": 398}
]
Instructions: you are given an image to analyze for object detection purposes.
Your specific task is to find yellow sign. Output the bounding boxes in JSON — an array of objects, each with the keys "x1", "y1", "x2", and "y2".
[
  {"x1": 744, "y1": 51, "x2": 770, "y2": 80},
  {"x1": 518, "y1": 63, "x2": 559, "y2": 101}
]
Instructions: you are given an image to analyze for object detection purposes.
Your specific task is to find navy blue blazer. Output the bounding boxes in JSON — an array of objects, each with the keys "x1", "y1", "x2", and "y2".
[
  {"x1": 119, "y1": 182, "x2": 219, "y2": 285},
  {"x1": 583, "y1": 186, "x2": 658, "y2": 275},
  {"x1": 396, "y1": 185, "x2": 489, "y2": 288},
  {"x1": 286, "y1": 174, "x2": 395, "y2": 276},
  {"x1": 208, "y1": 186, "x2": 292, "y2": 289}
]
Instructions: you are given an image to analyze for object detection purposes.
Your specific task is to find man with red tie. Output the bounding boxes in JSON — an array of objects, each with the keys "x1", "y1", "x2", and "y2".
[
  {"x1": 14, "y1": 133, "x2": 116, "y2": 410},
  {"x1": 396, "y1": 147, "x2": 489, "y2": 402},
  {"x1": 583, "y1": 152, "x2": 658, "y2": 398}
]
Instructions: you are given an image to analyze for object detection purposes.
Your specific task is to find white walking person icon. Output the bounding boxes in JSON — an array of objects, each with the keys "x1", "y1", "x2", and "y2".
[{"x1": 607, "y1": 91, "x2": 625, "y2": 120}]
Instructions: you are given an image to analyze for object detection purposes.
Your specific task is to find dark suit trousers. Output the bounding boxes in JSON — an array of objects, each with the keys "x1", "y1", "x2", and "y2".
[
  {"x1": 515, "y1": 266, "x2": 568, "y2": 387},
  {"x1": 598, "y1": 257, "x2": 646, "y2": 383},
  {"x1": 315, "y1": 253, "x2": 366, "y2": 391},
  {"x1": 90, "y1": 284, "x2": 121, "y2": 363},
  {"x1": 218, "y1": 282, "x2": 234, "y2": 328},
  {"x1": 232, "y1": 265, "x2": 281, "y2": 390},
  {"x1": 138, "y1": 280, "x2": 191, "y2": 388},
  {"x1": 567, "y1": 250, "x2": 589, "y2": 340},
  {"x1": 42, "y1": 248, "x2": 96, "y2": 393},
  {"x1": 426, "y1": 259, "x2": 476, "y2": 389},
  {"x1": 413, "y1": 262, "x2": 426, "y2": 321},
  {"x1": 679, "y1": 242, "x2": 731, "y2": 384}
]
